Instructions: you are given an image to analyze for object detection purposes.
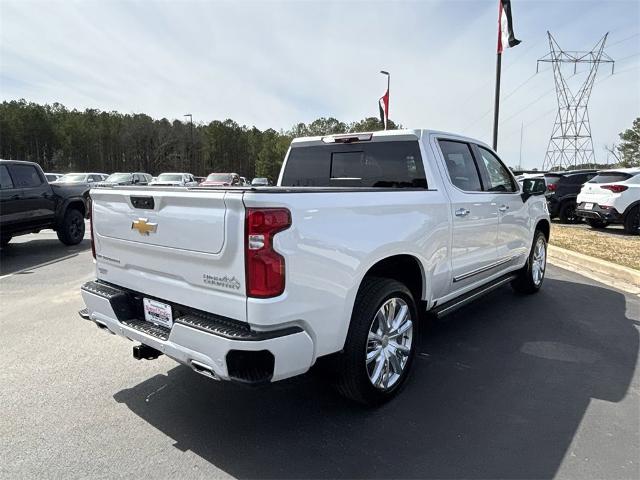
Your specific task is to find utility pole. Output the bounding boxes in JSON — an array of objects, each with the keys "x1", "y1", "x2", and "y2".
[{"x1": 184, "y1": 114, "x2": 193, "y2": 173}]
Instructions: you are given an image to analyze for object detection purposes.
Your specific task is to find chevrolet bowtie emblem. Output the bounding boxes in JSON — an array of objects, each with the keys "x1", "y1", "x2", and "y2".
[{"x1": 131, "y1": 218, "x2": 158, "y2": 235}]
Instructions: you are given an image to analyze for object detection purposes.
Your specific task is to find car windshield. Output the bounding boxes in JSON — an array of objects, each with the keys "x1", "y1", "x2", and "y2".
[
  {"x1": 206, "y1": 174, "x2": 232, "y2": 182},
  {"x1": 58, "y1": 174, "x2": 86, "y2": 182},
  {"x1": 105, "y1": 173, "x2": 132, "y2": 182},
  {"x1": 157, "y1": 174, "x2": 183, "y2": 181},
  {"x1": 588, "y1": 172, "x2": 633, "y2": 184}
]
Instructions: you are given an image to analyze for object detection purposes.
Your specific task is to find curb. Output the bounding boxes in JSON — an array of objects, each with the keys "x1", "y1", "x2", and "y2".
[{"x1": 548, "y1": 245, "x2": 640, "y2": 295}]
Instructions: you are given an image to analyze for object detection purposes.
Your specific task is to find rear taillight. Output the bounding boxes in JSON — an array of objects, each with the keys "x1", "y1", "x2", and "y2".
[
  {"x1": 245, "y1": 208, "x2": 291, "y2": 298},
  {"x1": 601, "y1": 185, "x2": 628, "y2": 193},
  {"x1": 546, "y1": 183, "x2": 557, "y2": 192},
  {"x1": 90, "y1": 201, "x2": 96, "y2": 259}
]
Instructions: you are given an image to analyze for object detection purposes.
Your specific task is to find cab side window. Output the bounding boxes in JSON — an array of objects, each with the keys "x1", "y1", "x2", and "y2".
[
  {"x1": 438, "y1": 140, "x2": 482, "y2": 192},
  {"x1": 8, "y1": 164, "x2": 43, "y2": 188},
  {"x1": 1, "y1": 165, "x2": 15, "y2": 189},
  {"x1": 476, "y1": 147, "x2": 516, "y2": 193}
]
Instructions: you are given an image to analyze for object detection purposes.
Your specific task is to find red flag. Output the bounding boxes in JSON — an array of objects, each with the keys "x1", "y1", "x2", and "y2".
[{"x1": 379, "y1": 89, "x2": 389, "y2": 130}]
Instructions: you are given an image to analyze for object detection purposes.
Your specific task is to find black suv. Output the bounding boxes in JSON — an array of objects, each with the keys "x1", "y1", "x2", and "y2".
[
  {"x1": 544, "y1": 170, "x2": 598, "y2": 223},
  {"x1": 1, "y1": 160, "x2": 91, "y2": 247}
]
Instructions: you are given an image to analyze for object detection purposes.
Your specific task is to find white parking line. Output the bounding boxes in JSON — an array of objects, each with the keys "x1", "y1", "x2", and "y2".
[{"x1": 0, "y1": 253, "x2": 80, "y2": 280}]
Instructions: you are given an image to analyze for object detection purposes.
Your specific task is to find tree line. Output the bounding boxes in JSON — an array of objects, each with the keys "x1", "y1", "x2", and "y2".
[
  {"x1": 0, "y1": 99, "x2": 398, "y2": 180},
  {"x1": 2, "y1": 100, "x2": 636, "y2": 178}
]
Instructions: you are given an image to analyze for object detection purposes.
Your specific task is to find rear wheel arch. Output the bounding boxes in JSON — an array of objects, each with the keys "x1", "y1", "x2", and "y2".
[
  {"x1": 622, "y1": 200, "x2": 640, "y2": 217},
  {"x1": 360, "y1": 254, "x2": 425, "y2": 304}
]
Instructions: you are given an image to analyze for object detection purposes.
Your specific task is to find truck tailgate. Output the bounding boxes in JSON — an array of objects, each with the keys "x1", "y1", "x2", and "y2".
[{"x1": 90, "y1": 187, "x2": 247, "y2": 322}]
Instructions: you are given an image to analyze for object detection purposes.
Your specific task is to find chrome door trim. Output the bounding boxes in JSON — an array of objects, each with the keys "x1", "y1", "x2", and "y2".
[{"x1": 453, "y1": 255, "x2": 518, "y2": 283}]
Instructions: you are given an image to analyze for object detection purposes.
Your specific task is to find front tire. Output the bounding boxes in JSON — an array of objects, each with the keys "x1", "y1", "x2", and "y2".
[
  {"x1": 511, "y1": 230, "x2": 547, "y2": 294},
  {"x1": 335, "y1": 277, "x2": 418, "y2": 405},
  {"x1": 57, "y1": 208, "x2": 85, "y2": 245},
  {"x1": 623, "y1": 206, "x2": 640, "y2": 235}
]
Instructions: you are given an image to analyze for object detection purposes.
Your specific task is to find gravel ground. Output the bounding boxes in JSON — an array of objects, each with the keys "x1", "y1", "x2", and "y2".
[{"x1": 550, "y1": 222, "x2": 640, "y2": 270}]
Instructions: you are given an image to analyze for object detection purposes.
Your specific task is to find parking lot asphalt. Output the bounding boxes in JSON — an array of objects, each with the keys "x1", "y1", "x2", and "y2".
[{"x1": 1, "y1": 229, "x2": 639, "y2": 479}]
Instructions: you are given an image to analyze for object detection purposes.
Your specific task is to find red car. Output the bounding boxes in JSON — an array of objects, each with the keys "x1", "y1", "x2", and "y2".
[{"x1": 200, "y1": 173, "x2": 241, "y2": 186}]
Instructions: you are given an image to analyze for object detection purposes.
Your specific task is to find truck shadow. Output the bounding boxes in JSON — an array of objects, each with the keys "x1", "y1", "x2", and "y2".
[
  {"x1": 0, "y1": 236, "x2": 90, "y2": 275},
  {"x1": 113, "y1": 278, "x2": 638, "y2": 479}
]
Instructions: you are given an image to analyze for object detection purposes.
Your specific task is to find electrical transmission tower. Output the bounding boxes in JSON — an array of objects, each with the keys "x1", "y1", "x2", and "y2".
[{"x1": 537, "y1": 32, "x2": 614, "y2": 171}]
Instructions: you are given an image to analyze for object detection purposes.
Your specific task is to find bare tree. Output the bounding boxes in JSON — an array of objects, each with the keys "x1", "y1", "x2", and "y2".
[{"x1": 603, "y1": 143, "x2": 620, "y2": 165}]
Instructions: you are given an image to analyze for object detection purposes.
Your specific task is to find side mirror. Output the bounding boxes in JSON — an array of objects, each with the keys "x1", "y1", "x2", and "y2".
[{"x1": 521, "y1": 178, "x2": 546, "y2": 202}]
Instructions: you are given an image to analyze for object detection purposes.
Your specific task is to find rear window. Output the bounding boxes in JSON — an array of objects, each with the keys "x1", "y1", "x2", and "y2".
[
  {"x1": 565, "y1": 174, "x2": 594, "y2": 184},
  {"x1": 157, "y1": 174, "x2": 183, "y2": 182},
  {"x1": 588, "y1": 172, "x2": 633, "y2": 184},
  {"x1": 281, "y1": 141, "x2": 427, "y2": 188},
  {"x1": 544, "y1": 174, "x2": 561, "y2": 185}
]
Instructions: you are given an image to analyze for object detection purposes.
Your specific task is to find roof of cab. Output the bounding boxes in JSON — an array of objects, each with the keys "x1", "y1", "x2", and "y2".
[{"x1": 290, "y1": 129, "x2": 491, "y2": 150}]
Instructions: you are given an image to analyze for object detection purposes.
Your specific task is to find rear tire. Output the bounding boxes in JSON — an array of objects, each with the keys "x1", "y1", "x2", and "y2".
[
  {"x1": 586, "y1": 218, "x2": 608, "y2": 229},
  {"x1": 558, "y1": 200, "x2": 579, "y2": 224},
  {"x1": 56, "y1": 209, "x2": 85, "y2": 245},
  {"x1": 335, "y1": 277, "x2": 418, "y2": 406},
  {"x1": 511, "y1": 230, "x2": 547, "y2": 294},
  {"x1": 623, "y1": 205, "x2": 640, "y2": 235}
]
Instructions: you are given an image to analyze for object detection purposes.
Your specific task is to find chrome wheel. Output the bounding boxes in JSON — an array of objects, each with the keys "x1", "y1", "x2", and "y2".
[
  {"x1": 366, "y1": 297, "x2": 413, "y2": 390},
  {"x1": 531, "y1": 237, "x2": 547, "y2": 286}
]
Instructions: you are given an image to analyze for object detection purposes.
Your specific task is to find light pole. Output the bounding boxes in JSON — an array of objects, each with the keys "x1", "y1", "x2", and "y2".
[
  {"x1": 379, "y1": 70, "x2": 390, "y2": 130},
  {"x1": 184, "y1": 114, "x2": 193, "y2": 173}
]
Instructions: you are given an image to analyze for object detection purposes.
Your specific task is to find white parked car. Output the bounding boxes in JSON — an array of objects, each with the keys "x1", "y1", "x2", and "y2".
[
  {"x1": 57, "y1": 172, "x2": 109, "y2": 184},
  {"x1": 576, "y1": 167, "x2": 640, "y2": 234},
  {"x1": 80, "y1": 129, "x2": 549, "y2": 404},
  {"x1": 45, "y1": 173, "x2": 64, "y2": 182},
  {"x1": 148, "y1": 172, "x2": 198, "y2": 187}
]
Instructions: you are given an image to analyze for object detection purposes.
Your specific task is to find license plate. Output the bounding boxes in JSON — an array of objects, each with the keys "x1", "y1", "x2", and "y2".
[
  {"x1": 143, "y1": 298, "x2": 173, "y2": 328},
  {"x1": 584, "y1": 203, "x2": 594, "y2": 210}
]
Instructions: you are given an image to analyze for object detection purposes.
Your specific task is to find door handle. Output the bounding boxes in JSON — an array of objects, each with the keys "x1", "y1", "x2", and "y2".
[
  {"x1": 455, "y1": 208, "x2": 470, "y2": 217},
  {"x1": 498, "y1": 205, "x2": 510, "y2": 212}
]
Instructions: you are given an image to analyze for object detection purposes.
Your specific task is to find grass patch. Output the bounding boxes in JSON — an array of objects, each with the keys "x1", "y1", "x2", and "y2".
[{"x1": 550, "y1": 223, "x2": 640, "y2": 271}]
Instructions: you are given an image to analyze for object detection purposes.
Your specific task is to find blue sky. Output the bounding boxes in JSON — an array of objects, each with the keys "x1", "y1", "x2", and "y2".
[{"x1": 1, "y1": 0, "x2": 638, "y2": 169}]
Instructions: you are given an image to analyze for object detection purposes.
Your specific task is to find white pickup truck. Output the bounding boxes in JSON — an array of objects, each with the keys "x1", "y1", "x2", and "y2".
[{"x1": 80, "y1": 129, "x2": 550, "y2": 404}]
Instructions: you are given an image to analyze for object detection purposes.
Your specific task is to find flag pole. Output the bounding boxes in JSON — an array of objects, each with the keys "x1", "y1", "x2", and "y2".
[
  {"x1": 492, "y1": 51, "x2": 501, "y2": 151},
  {"x1": 492, "y1": 0, "x2": 503, "y2": 151}
]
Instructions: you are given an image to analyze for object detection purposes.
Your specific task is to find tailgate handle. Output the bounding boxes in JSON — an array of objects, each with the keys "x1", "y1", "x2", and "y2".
[{"x1": 130, "y1": 196, "x2": 155, "y2": 210}]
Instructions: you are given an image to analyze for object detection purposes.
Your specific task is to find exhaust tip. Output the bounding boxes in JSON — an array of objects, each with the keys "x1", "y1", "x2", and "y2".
[{"x1": 191, "y1": 360, "x2": 218, "y2": 380}]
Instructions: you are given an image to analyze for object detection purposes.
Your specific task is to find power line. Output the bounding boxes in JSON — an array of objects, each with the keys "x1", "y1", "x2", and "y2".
[
  {"x1": 616, "y1": 52, "x2": 640, "y2": 63},
  {"x1": 607, "y1": 32, "x2": 640, "y2": 49},
  {"x1": 499, "y1": 85, "x2": 556, "y2": 127},
  {"x1": 462, "y1": 73, "x2": 542, "y2": 132}
]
